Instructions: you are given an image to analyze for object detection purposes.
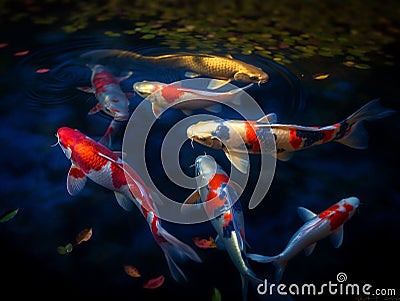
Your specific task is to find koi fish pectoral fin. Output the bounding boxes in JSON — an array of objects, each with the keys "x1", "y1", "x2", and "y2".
[
  {"x1": 207, "y1": 79, "x2": 231, "y2": 90},
  {"x1": 275, "y1": 151, "x2": 293, "y2": 161},
  {"x1": 67, "y1": 165, "x2": 87, "y2": 196},
  {"x1": 214, "y1": 234, "x2": 225, "y2": 250},
  {"x1": 152, "y1": 103, "x2": 166, "y2": 118},
  {"x1": 77, "y1": 86, "x2": 96, "y2": 94},
  {"x1": 180, "y1": 190, "x2": 203, "y2": 215},
  {"x1": 88, "y1": 103, "x2": 103, "y2": 115},
  {"x1": 257, "y1": 113, "x2": 278, "y2": 124},
  {"x1": 329, "y1": 226, "x2": 344, "y2": 248},
  {"x1": 224, "y1": 150, "x2": 249, "y2": 174},
  {"x1": 297, "y1": 206, "x2": 317, "y2": 222},
  {"x1": 184, "y1": 71, "x2": 201, "y2": 78},
  {"x1": 114, "y1": 191, "x2": 135, "y2": 211}
]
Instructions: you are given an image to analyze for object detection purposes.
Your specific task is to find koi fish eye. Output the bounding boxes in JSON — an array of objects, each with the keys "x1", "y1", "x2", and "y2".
[
  {"x1": 197, "y1": 137, "x2": 206, "y2": 142},
  {"x1": 249, "y1": 75, "x2": 258, "y2": 80}
]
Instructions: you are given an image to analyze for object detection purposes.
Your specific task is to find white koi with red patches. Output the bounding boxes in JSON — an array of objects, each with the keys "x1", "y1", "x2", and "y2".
[
  {"x1": 133, "y1": 80, "x2": 252, "y2": 117},
  {"x1": 247, "y1": 197, "x2": 360, "y2": 282},
  {"x1": 77, "y1": 64, "x2": 133, "y2": 147},
  {"x1": 187, "y1": 99, "x2": 396, "y2": 173},
  {"x1": 183, "y1": 155, "x2": 264, "y2": 301},
  {"x1": 56, "y1": 127, "x2": 201, "y2": 282}
]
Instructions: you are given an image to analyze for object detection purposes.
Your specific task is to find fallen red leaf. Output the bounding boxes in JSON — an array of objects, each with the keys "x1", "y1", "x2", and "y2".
[{"x1": 143, "y1": 275, "x2": 165, "y2": 289}]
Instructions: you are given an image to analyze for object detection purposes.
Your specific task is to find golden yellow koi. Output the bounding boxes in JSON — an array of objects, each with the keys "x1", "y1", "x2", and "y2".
[{"x1": 80, "y1": 49, "x2": 269, "y2": 89}]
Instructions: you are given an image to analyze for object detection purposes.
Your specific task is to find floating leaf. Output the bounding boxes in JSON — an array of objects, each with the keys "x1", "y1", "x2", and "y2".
[
  {"x1": 36, "y1": 68, "x2": 50, "y2": 73},
  {"x1": 141, "y1": 34, "x2": 156, "y2": 40},
  {"x1": 75, "y1": 227, "x2": 93, "y2": 244},
  {"x1": 124, "y1": 265, "x2": 141, "y2": 278},
  {"x1": 14, "y1": 50, "x2": 29, "y2": 56},
  {"x1": 313, "y1": 73, "x2": 330, "y2": 80},
  {"x1": 193, "y1": 236, "x2": 217, "y2": 249},
  {"x1": 354, "y1": 63, "x2": 371, "y2": 70},
  {"x1": 211, "y1": 287, "x2": 222, "y2": 301},
  {"x1": 0, "y1": 208, "x2": 19, "y2": 223},
  {"x1": 57, "y1": 243, "x2": 73, "y2": 255},
  {"x1": 143, "y1": 275, "x2": 165, "y2": 289}
]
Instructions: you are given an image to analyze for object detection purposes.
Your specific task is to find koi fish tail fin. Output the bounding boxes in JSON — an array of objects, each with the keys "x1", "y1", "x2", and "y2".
[
  {"x1": 156, "y1": 223, "x2": 202, "y2": 282},
  {"x1": 240, "y1": 274, "x2": 249, "y2": 301},
  {"x1": 247, "y1": 253, "x2": 286, "y2": 282},
  {"x1": 336, "y1": 98, "x2": 396, "y2": 149}
]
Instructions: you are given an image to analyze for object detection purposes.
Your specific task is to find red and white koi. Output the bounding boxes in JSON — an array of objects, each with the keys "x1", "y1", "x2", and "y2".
[
  {"x1": 55, "y1": 127, "x2": 201, "y2": 282},
  {"x1": 186, "y1": 98, "x2": 396, "y2": 173},
  {"x1": 247, "y1": 197, "x2": 360, "y2": 282},
  {"x1": 77, "y1": 64, "x2": 133, "y2": 146},
  {"x1": 133, "y1": 80, "x2": 253, "y2": 117},
  {"x1": 182, "y1": 155, "x2": 264, "y2": 301}
]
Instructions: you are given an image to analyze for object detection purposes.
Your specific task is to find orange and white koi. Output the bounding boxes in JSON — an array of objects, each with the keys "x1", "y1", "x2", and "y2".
[
  {"x1": 133, "y1": 80, "x2": 253, "y2": 117},
  {"x1": 77, "y1": 64, "x2": 133, "y2": 146},
  {"x1": 186, "y1": 99, "x2": 396, "y2": 173},
  {"x1": 182, "y1": 155, "x2": 264, "y2": 301},
  {"x1": 248, "y1": 197, "x2": 360, "y2": 282},
  {"x1": 55, "y1": 127, "x2": 201, "y2": 282},
  {"x1": 80, "y1": 49, "x2": 269, "y2": 89}
]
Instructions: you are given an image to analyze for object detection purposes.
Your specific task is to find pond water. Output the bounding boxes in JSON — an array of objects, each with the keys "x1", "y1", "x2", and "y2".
[{"x1": 1, "y1": 1, "x2": 399, "y2": 300}]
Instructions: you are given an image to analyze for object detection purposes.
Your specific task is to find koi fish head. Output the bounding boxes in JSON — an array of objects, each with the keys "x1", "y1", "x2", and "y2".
[
  {"x1": 195, "y1": 155, "x2": 219, "y2": 186},
  {"x1": 102, "y1": 97, "x2": 130, "y2": 121},
  {"x1": 234, "y1": 67, "x2": 269, "y2": 85},
  {"x1": 133, "y1": 81, "x2": 163, "y2": 98},
  {"x1": 187, "y1": 121, "x2": 224, "y2": 150},
  {"x1": 318, "y1": 197, "x2": 360, "y2": 231},
  {"x1": 55, "y1": 127, "x2": 85, "y2": 160}
]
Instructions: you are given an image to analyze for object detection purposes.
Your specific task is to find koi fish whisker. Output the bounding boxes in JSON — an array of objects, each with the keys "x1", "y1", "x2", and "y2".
[{"x1": 190, "y1": 138, "x2": 194, "y2": 149}]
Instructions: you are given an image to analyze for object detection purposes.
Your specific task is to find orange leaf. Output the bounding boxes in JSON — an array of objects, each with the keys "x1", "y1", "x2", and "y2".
[
  {"x1": 14, "y1": 50, "x2": 30, "y2": 56},
  {"x1": 193, "y1": 236, "x2": 217, "y2": 249},
  {"x1": 124, "y1": 265, "x2": 141, "y2": 278},
  {"x1": 75, "y1": 228, "x2": 93, "y2": 244},
  {"x1": 143, "y1": 275, "x2": 165, "y2": 289},
  {"x1": 313, "y1": 73, "x2": 330, "y2": 80}
]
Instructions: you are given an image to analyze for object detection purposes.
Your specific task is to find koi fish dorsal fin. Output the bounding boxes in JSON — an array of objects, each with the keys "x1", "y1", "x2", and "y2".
[
  {"x1": 329, "y1": 225, "x2": 344, "y2": 248},
  {"x1": 67, "y1": 164, "x2": 87, "y2": 196},
  {"x1": 114, "y1": 191, "x2": 135, "y2": 211},
  {"x1": 257, "y1": 113, "x2": 277, "y2": 124},
  {"x1": 224, "y1": 150, "x2": 249, "y2": 174},
  {"x1": 304, "y1": 242, "x2": 317, "y2": 256},
  {"x1": 297, "y1": 206, "x2": 317, "y2": 222}
]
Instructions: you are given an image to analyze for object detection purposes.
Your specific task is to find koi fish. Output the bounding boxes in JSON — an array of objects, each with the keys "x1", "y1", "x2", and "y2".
[
  {"x1": 248, "y1": 196, "x2": 360, "y2": 282},
  {"x1": 182, "y1": 155, "x2": 265, "y2": 301},
  {"x1": 186, "y1": 98, "x2": 396, "y2": 173},
  {"x1": 133, "y1": 80, "x2": 253, "y2": 117},
  {"x1": 77, "y1": 64, "x2": 133, "y2": 147},
  {"x1": 80, "y1": 49, "x2": 269, "y2": 89},
  {"x1": 54, "y1": 126, "x2": 201, "y2": 282}
]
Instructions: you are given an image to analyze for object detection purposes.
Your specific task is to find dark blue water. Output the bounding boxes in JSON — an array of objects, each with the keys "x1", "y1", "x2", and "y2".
[{"x1": 1, "y1": 14, "x2": 400, "y2": 301}]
